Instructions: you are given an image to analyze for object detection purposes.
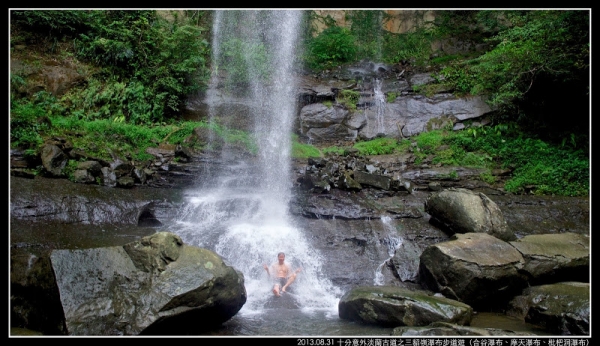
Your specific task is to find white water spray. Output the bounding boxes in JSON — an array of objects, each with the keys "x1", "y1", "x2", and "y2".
[
  {"x1": 373, "y1": 78, "x2": 386, "y2": 135},
  {"x1": 373, "y1": 216, "x2": 403, "y2": 285},
  {"x1": 170, "y1": 10, "x2": 340, "y2": 316}
]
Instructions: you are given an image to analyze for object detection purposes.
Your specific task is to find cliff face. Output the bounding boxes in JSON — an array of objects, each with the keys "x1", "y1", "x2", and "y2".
[{"x1": 311, "y1": 10, "x2": 436, "y2": 35}]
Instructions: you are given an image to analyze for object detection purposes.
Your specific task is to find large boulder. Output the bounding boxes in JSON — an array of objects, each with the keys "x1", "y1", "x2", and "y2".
[
  {"x1": 299, "y1": 103, "x2": 348, "y2": 130},
  {"x1": 509, "y1": 233, "x2": 590, "y2": 285},
  {"x1": 50, "y1": 232, "x2": 246, "y2": 335},
  {"x1": 418, "y1": 233, "x2": 527, "y2": 309},
  {"x1": 338, "y1": 286, "x2": 472, "y2": 327},
  {"x1": 507, "y1": 282, "x2": 590, "y2": 335},
  {"x1": 72, "y1": 161, "x2": 103, "y2": 185},
  {"x1": 425, "y1": 187, "x2": 516, "y2": 241}
]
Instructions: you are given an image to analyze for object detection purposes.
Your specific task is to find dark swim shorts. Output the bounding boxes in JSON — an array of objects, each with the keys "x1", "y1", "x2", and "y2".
[{"x1": 273, "y1": 277, "x2": 287, "y2": 287}]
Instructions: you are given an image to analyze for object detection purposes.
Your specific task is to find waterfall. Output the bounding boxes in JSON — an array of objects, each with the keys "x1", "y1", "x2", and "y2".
[
  {"x1": 373, "y1": 78, "x2": 386, "y2": 135},
  {"x1": 169, "y1": 10, "x2": 340, "y2": 316},
  {"x1": 373, "y1": 216, "x2": 403, "y2": 286}
]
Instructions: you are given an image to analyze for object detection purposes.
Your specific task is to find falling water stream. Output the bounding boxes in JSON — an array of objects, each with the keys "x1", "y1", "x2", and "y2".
[
  {"x1": 373, "y1": 78, "x2": 386, "y2": 135},
  {"x1": 166, "y1": 10, "x2": 371, "y2": 335},
  {"x1": 373, "y1": 216, "x2": 403, "y2": 286}
]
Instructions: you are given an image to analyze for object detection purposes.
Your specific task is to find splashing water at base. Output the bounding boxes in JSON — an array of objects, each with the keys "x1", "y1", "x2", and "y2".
[{"x1": 172, "y1": 186, "x2": 342, "y2": 317}]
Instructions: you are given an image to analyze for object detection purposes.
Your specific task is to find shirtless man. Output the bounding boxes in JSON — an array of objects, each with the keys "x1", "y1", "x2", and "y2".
[{"x1": 263, "y1": 252, "x2": 301, "y2": 297}]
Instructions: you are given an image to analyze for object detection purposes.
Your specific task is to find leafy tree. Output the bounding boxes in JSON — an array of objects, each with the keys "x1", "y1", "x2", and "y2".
[
  {"x1": 12, "y1": 10, "x2": 211, "y2": 125},
  {"x1": 70, "y1": 10, "x2": 210, "y2": 123},
  {"x1": 440, "y1": 10, "x2": 589, "y2": 137},
  {"x1": 11, "y1": 10, "x2": 91, "y2": 37},
  {"x1": 305, "y1": 26, "x2": 357, "y2": 69},
  {"x1": 346, "y1": 10, "x2": 385, "y2": 60}
]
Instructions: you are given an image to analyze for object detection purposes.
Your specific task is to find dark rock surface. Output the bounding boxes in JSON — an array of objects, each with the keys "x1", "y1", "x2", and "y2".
[
  {"x1": 425, "y1": 187, "x2": 516, "y2": 241},
  {"x1": 50, "y1": 232, "x2": 247, "y2": 335},
  {"x1": 507, "y1": 282, "x2": 590, "y2": 336},
  {"x1": 509, "y1": 233, "x2": 590, "y2": 285},
  {"x1": 418, "y1": 233, "x2": 528, "y2": 309},
  {"x1": 10, "y1": 158, "x2": 590, "y2": 335},
  {"x1": 338, "y1": 286, "x2": 473, "y2": 327}
]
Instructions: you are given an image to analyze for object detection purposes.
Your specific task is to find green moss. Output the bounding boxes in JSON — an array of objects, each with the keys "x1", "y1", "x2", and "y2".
[
  {"x1": 353, "y1": 137, "x2": 400, "y2": 155},
  {"x1": 337, "y1": 89, "x2": 360, "y2": 110},
  {"x1": 291, "y1": 135, "x2": 321, "y2": 158},
  {"x1": 479, "y1": 171, "x2": 496, "y2": 184},
  {"x1": 386, "y1": 92, "x2": 398, "y2": 103}
]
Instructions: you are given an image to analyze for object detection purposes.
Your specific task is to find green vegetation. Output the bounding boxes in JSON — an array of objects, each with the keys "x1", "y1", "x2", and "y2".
[
  {"x1": 348, "y1": 124, "x2": 588, "y2": 197},
  {"x1": 353, "y1": 137, "x2": 408, "y2": 156},
  {"x1": 321, "y1": 146, "x2": 347, "y2": 156},
  {"x1": 291, "y1": 137, "x2": 350, "y2": 158},
  {"x1": 291, "y1": 135, "x2": 321, "y2": 158},
  {"x1": 386, "y1": 92, "x2": 398, "y2": 103},
  {"x1": 437, "y1": 10, "x2": 589, "y2": 135},
  {"x1": 11, "y1": 90, "x2": 257, "y2": 162},
  {"x1": 479, "y1": 171, "x2": 496, "y2": 185},
  {"x1": 336, "y1": 89, "x2": 360, "y2": 110},
  {"x1": 381, "y1": 27, "x2": 435, "y2": 66},
  {"x1": 346, "y1": 10, "x2": 385, "y2": 61},
  {"x1": 305, "y1": 26, "x2": 357, "y2": 69},
  {"x1": 10, "y1": 92, "x2": 54, "y2": 148},
  {"x1": 64, "y1": 159, "x2": 80, "y2": 181},
  {"x1": 9, "y1": 10, "x2": 589, "y2": 197},
  {"x1": 11, "y1": 10, "x2": 211, "y2": 125}
]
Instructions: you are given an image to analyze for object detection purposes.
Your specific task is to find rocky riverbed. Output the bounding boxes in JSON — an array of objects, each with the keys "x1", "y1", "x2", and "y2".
[{"x1": 10, "y1": 152, "x2": 590, "y2": 335}]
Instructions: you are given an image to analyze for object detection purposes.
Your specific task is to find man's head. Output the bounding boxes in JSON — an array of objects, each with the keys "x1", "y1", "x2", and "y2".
[{"x1": 277, "y1": 252, "x2": 285, "y2": 264}]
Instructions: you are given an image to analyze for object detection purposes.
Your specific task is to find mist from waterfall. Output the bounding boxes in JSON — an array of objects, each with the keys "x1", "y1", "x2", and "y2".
[{"x1": 169, "y1": 10, "x2": 341, "y2": 316}]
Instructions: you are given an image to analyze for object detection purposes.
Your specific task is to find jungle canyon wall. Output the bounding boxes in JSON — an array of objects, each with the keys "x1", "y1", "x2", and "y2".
[
  {"x1": 311, "y1": 10, "x2": 436, "y2": 35},
  {"x1": 159, "y1": 10, "x2": 437, "y2": 36},
  {"x1": 160, "y1": 10, "x2": 474, "y2": 57}
]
